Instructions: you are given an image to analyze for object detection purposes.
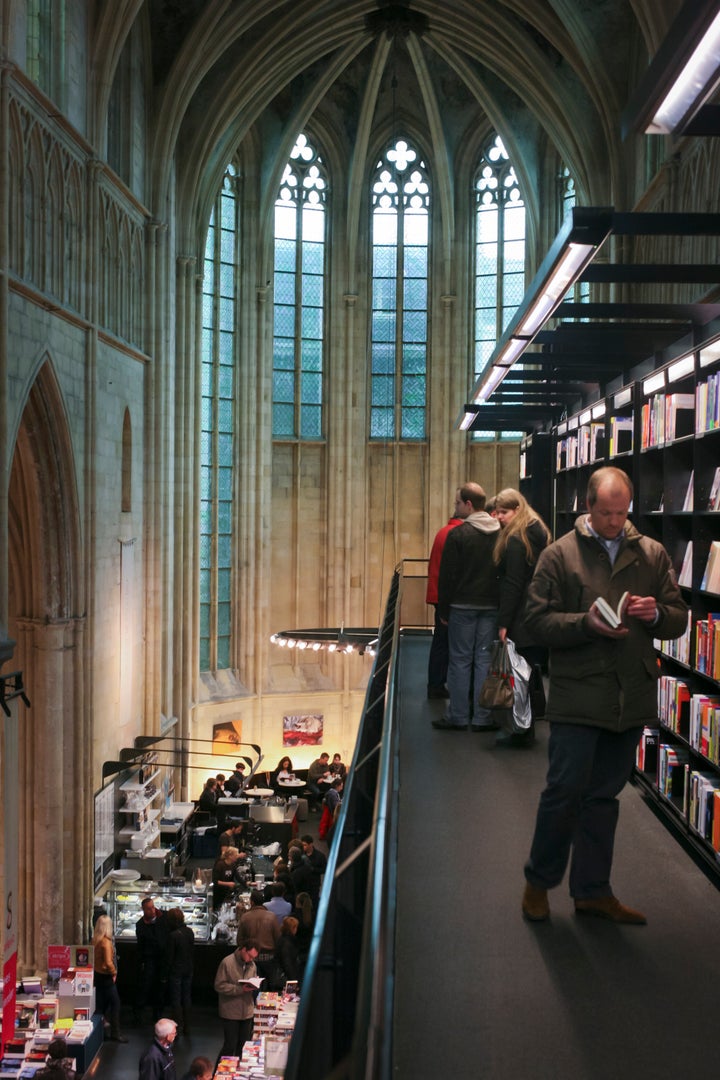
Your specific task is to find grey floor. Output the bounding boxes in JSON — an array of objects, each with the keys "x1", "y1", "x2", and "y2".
[{"x1": 393, "y1": 632, "x2": 720, "y2": 1080}]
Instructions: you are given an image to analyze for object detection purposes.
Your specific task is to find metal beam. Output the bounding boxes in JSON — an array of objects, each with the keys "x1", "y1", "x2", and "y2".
[
  {"x1": 581, "y1": 264, "x2": 720, "y2": 284},
  {"x1": 556, "y1": 301, "x2": 720, "y2": 323}
]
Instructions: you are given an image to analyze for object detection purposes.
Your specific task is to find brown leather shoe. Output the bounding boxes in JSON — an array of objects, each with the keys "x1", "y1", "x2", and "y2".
[
  {"x1": 574, "y1": 896, "x2": 647, "y2": 925},
  {"x1": 522, "y1": 883, "x2": 549, "y2": 921}
]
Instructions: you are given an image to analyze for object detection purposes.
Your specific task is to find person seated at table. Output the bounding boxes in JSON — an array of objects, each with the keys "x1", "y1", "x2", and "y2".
[
  {"x1": 224, "y1": 762, "x2": 247, "y2": 796},
  {"x1": 197, "y1": 777, "x2": 219, "y2": 817},
  {"x1": 271, "y1": 755, "x2": 294, "y2": 792},
  {"x1": 329, "y1": 752, "x2": 347, "y2": 780},
  {"x1": 212, "y1": 846, "x2": 245, "y2": 910},
  {"x1": 306, "y1": 751, "x2": 331, "y2": 809},
  {"x1": 215, "y1": 773, "x2": 227, "y2": 796}
]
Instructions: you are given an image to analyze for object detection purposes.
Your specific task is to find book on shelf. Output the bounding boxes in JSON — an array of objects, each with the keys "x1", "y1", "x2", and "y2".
[
  {"x1": 682, "y1": 470, "x2": 694, "y2": 511},
  {"x1": 636, "y1": 727, "x2": 659, "y2": 773},
  {"x1": 664, "y1": 392, "x2": 695, "y2": 441},
  {"x1": 696, "y1": 371, "x2": 720, "y2": 433},
  {"x1": 654, "y1": 608, "x2": 693, "y2": 665},
  {"x1": 658, "y1": 743, "x2": 689, "y2": 799},
  {"x1": 593, "y1": 590, "x2": 629, "y2": 628},
  {"x1": 708, "y1": 466, "x2": 720, "y2": 511},
  {"x1": 609, "y1": 415, "x2": 633, "y2": 456},
  {"x1": 701, "y1": 541, "x2": 720, "y2": 592},
  {"x1": 658, "y1": 675, "x2": 690, "y2": 734},
  {"x1": 688, "y1": 770, "x2": 719, "y2": 840},
  {"x1": 678, "y1": 541, "x2": 693, "y2": 587}
]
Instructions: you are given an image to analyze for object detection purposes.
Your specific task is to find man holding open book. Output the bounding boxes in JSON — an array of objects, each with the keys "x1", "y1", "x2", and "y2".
[{"x1": 521, "y1": 467, "x2": 688, "y2": 925}]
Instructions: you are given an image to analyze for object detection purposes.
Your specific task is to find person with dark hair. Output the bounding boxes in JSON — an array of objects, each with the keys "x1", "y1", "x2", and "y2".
[
  {"x1": 434, "y1": 481, "x2": 501, "y2": 732},
  {"x1": 197, "y1": 777, "x2": 218, "y2": 816},
  {"x1": 306, "y1": 752, "x2": 331, "y2": 809},
  {"x1": 329, "y1": 752, "x2": 346, "y2": 779},
  {"x1": 224, "y1": 761, "x2": 247, "y2": 796},
  {"x1": 92, "y1": 915, "x2": 128, "y2": 1043},
  {"x1": 237, "y1": 890, "x2": 280, "y2": 987},
  {"x1": 214, "y1": 941, "x2": 260, "y2": 1060},
  {"x1": 300, "y1": 835, "x2": 326, "y2": 905},
  {"x1": 522, "y1": 466, "x2": 689, "y2": 925},
  {"x1": 35, "y1": 1037, "x2": 76, "y2": 1077},
  {"x1": 275, "y1": 916, "x2": 300, "y2": 986},
  {"x1": 165, "y1": 907, "x2": 195, "y2": 1036},
  {"x1": 263, "y1": 882, "x2": 292, "y2": 924},
  {"x1": 135, "y1": 897, "x2": 169, "y2": 1023},
  {"x1": 292, "y1": 891, "x2": 315, "y2": 965},
  {"x1": 493, "y1": 486, "x2": 552, "y2": 747},
  {"x1": 180, "y1": 1057, "x2": 213, "y2": 1080},
  {"x1": 139, "y1": 1018, "x2": 177, "y2": 1080},
  {"x1": 288, "y1": 847, "x2": 314, "y2": 899}
]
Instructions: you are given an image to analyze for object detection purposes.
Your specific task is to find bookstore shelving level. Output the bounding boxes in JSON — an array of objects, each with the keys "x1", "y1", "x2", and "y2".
[{"x1": 548, "y1": 339, "x2": 720, "y2": 878}]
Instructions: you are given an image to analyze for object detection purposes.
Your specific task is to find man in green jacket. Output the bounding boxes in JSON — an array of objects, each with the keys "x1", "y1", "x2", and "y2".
[{"x1": 522, "y1": 467, "x2": 688, "y2": 924}]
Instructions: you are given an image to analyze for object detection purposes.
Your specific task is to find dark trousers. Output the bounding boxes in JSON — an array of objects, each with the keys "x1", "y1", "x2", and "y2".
[
  {"x1": 427, "y1": 605, "x2": 449, "y2": 689},
  {"x1": 94, "y1": 972, "x2": 121, "y2": 1034},
  {"x1": 220, "y1": 1016, "x2": 254, "y2": 1059},
  {"x1": 525, "y1": 722, "x2": 643, "y2": 899},
  {"x1": 137, "y1": 959, "x2": 166, "y2": 1018}
]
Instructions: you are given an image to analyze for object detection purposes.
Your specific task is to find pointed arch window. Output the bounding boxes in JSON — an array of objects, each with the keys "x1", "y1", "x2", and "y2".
[
  {"x1": 26, "y1": 0, "x2": 65, "y2": 104},
  {"x1": 370, "y1": 138, "x2": 429, "y2": 440},
  {"x1": 473, "y1": 135, "x2": 525, "y2": 439},
  {"x1": 273, "y1": 134, "x2": 327, "y2": 439},
  {"x1": 200, "y1": 165, "x2": 238, "y2": 672}
]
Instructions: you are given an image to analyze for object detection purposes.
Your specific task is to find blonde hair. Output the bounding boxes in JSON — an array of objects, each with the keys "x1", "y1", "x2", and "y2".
[
  {"x1": 492, "y1": 488, "x2": 551, "y2": 565},
  {"x1": 92, "y1": 915, "x2": 114, "y2": 945},
  {"x1": 223, "y1": 846, "x2": 240, "y2": 862}
]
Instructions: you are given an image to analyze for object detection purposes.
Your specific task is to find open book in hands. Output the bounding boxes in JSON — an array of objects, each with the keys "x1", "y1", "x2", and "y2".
[
  {"x1": 238, "y1": 976, "x2": 264, "y2": 989},
  {"x1": 592, "y1": 591, "x2": 630, "y2": 628}
]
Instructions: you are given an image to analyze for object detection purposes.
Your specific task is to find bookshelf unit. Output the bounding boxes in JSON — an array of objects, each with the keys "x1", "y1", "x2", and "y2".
[
  {"x1": 519, "y1": 432, "x2": 552, "y2": 526},
  {"x1": 547, "y1": 339, "x2": 720, "y2": 878}
]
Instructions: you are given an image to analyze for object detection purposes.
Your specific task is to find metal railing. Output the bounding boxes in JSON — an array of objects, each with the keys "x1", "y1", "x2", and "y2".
[{"x1": 285, "y1": 563, "x2": 410, "y2": 1079}]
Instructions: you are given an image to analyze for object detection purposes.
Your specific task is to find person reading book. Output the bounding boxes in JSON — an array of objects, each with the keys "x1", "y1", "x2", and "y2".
[
  {"x1": 213, "y1": 940, "x2": 260, "y2": 1061},
  {"x1": 522, "y1": 466, "x2": 689, "y2": 926}
]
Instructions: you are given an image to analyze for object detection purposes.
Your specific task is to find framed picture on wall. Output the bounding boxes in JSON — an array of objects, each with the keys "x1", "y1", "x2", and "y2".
[
  {"x1": 212, "y1": 719, "x2": 243, "y2": 755},
  {"x1": 282, "y1": 713, "x2": 323, "y2": 747}
]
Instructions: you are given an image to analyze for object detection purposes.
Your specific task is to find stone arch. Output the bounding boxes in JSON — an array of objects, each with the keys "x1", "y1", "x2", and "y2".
[{"x1": 7, "y1": 357, "x2": 87, "y2": 971}]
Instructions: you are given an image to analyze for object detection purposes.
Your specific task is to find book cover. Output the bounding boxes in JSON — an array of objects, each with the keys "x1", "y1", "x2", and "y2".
[
  {"x1": 678, "y1": 541, "x2": 693, "y2": 587},
  {"x1": 708, "y1": 466, "x2": 720, "y2": 511},
  {"x1": 702, "y1": 541, "x2": 720, "y2": 592},
  {"x1": 593, "y1": 591, "x2": 629, "y2": 628}
]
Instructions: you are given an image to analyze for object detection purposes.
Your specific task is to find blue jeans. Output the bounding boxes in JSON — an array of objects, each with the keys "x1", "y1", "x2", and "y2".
[
  {"x1": 446, "y1": 608, "x2": 498, "y2": 726},
  {"x1": 525, "y1": 722, "x2": 643, "y2": 898}
]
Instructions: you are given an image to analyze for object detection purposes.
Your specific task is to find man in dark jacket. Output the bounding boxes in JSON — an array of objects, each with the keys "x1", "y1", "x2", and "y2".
[
  {"x1": 435, "y1": 482, "x2": 501, "y2": 731},
  {"x1": 425, "y1": 489, "x2": 466, "y2": 698},
  {"x1": 138, "y1": 1018, "x2": 177, "y2": 1080},
  {"x1": 522, "y1": 467, "x2": 688, "y2": 925},
  {"x1": 135, "y1": 897, "x2": 169, "y2": 1022}
]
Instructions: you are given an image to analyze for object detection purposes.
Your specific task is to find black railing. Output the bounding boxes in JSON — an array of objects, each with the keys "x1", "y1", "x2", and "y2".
[{"x1": 285, "y1": 565, "x2": 405, "y2": 1079}]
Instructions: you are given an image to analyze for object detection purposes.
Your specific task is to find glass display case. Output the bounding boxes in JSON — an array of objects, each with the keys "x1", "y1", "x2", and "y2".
[{"x1": 104, "y1": 881, "x2": 212, "y2": 942}]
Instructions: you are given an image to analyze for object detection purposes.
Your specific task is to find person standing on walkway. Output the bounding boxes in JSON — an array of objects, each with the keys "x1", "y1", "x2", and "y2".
[
  {"x1": 138, "y1": 1018, "x2": 177, "y2": 1080},
  {"x1": 425, "y1": 489, "x2": 466, "y2": 698},
  {"x1": 91, "y1": 916, "x2": 128, "y2": 1043},
  {"x1": 493, "y1": 487, "x2": 551, "y2": 747},
  {"x1": 435, "y1": 483, "x2": 500, "y2": 731},
  {"x1": 214, "y1": 941, "x2": 260, "y2": 1061},
  {"x1": 521, "y1": 467, "x2": 688, "y2": 924}
]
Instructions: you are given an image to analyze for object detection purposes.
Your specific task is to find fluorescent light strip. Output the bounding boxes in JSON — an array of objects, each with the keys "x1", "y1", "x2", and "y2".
[
  {"x1": 579, "y1": 409, "x2": 592, "y2": 425},
  {"x1": 476, "y1": 365, "x2": 508, "y2": 402},
  {"x1": 700, "y1": 339, "x2": 720, "y2": 368},
  {"x1": 459, "y1": 411, "x2": 476, "y2": 431},
  {"x1": 614, "y1": 387, "x2": 632, "y2": 408},
  {"x1": 519, "y1": 243, "x2": 596, "y2": 336},
  {"x1": 650, "y1": 10, "x2": 720, "y2": 133},
  {"x1": 643, "y1": 370, "x2": 666, "y2": 394},
  {"x1": 496, "y1": 337, "x2": 528, "y2": 367},
  {"x1": 592, "y1": 402, "x2": 606, "y2": 419},
  {"x1": 667, "y1": 353, "x2": 695, "y2": 383}
]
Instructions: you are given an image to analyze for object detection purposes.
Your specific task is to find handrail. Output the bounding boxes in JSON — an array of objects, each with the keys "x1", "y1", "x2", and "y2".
[{"x1": 284, "y1": 563, "x2": 406, "y2": 1078}]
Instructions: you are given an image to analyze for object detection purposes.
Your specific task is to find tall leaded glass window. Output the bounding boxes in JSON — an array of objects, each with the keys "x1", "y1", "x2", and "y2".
[
  {"x1": 370, "y1": 138, "x2": 429, "y2": 440},
  {"x1": 273, "y1": 134, "x2": 326, "y2": 439},
  {"x1": 26, "y1": 0, "x2": 64, "y2": 101},
  {"x1": 200, "y1": 165, "x2": 237, "y2": 672},
  {"x1": 474, "y1": 134, "x2": 525, "y2": 380}
]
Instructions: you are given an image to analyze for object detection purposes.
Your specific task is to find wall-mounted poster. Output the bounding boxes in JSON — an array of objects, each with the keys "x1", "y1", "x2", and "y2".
[
  {"x1": 283, "y1": 713, "x2": 323, "y2": 747},
  {"x1": 212, "y1": 719, "x2": 243, "y2": 756}
]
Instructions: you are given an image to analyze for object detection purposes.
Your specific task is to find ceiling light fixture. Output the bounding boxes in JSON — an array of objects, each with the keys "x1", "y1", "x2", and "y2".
[{"x1": 270, "y1": 624, "x2": 379, "y2": 657}]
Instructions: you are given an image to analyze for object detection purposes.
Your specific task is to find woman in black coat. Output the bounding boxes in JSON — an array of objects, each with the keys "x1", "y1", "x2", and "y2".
[
  {"x1": 493, "y1": 487, "x2": 551, "y2": 746},
  {"x1": 275, "y1": 916, "x2": 301, "y2": 986},
  {"x1": 166, "y1": 907, "x2": 195, "y2": 1035}
]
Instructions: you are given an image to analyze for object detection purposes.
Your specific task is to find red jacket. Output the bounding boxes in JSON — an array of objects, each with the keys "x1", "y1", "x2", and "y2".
[{"x1": 425, "y1": 518, "x2": 463, "y2": 604}]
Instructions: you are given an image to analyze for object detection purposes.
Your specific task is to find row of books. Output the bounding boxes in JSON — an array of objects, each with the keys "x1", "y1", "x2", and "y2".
[
  {"x1": 696, "y1": 370, "x2": 720, "y2": 433},
  {"x1": 641, "y1": 392, "x2": 695, "y2": 449},
  {"x1": 0, "y1": 1020, "x2": 94, "y2": 1079},
  {"x1": 656, "y1": 675, "x2": 720, "y2": 763},
  {"x1": 654, "y1": 609, "x2": 693, "y2": 665},
  {"x1": 608, "y1": 415, "x2": 633, "y2": 456},
  {"x1": 214, "y1": 989, "x2": 299, "y2": 1078},
  {"x1": 696, "y1": 613, "x2": 720, "y2": 679},
  {"x1": 651, "y1": 739, "x2": 720, "y2": 852}
]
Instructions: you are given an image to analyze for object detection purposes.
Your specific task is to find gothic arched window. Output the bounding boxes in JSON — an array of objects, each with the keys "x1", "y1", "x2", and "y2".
[
  {"x1": 473, "y1": 135, "x2": 525, "y2": 439},
  {"x1": 200, "y1": 165, "x2": 238, "y2": 672},
  {"x1": 273, "y1": 133, "x2": 327, "y2": 439},
  {"x1": 370, "y1": 138, "x2": 429, "y2": 440}
]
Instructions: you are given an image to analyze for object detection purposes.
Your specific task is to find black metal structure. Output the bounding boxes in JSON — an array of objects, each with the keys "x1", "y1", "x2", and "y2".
[{"x1": 462, "y1": 208, "x2": 720, "y2": 435}]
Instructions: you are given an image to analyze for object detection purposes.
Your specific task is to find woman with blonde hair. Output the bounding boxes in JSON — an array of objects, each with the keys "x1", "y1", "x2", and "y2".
[
  {"x1": 493, "y1": 487, "x2": 551, "y2": 746},
  {"x1": 92, "y1": 915, "x2": 128, "y2": 1042}
]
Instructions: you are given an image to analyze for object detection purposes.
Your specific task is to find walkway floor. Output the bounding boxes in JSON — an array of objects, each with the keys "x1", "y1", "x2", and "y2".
[{"x1": 393, "y1": 632, "x2": 720, "y2": 1080}]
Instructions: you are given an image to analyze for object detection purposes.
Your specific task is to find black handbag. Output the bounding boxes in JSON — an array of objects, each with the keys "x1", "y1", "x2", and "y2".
[{"x1": 478, "y1": 640, "x2": 515, "y2": 710}]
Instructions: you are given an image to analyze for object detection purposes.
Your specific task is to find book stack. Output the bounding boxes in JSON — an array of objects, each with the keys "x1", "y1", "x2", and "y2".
[
  {"x1": 654, "y1": 608, "x2": 693, "y2": 665},
  {"x1": 687, "y1": 770, "x2": 720, "y2": 840},
  {"x1": 253, "y1": 991, "x2": 283, "y2": 1039},
  {"x1": 608, "y1": 415, "x2": 633, "y2": 456},
  {"x1": 657, "y1": 743, "x2": 689, "y2": 801},
  {"x1": 664, "y1": 392, "x2": 694, "y2": 441},
  {"x1": 636, "y1": 727, "x2": 659, "y2": 773},
  {"x1": 689, "y1": 693, "x2": 720, "y2": 764},
  {"x1": 657, "y1": 675, "x2": 690, "y2": 735},
  {"x1": 696, "y1": 369, "x2": 720, "y2": 432},
  {"x1": 695, "y1": 612, "x2": 720, "y2": 678}
]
